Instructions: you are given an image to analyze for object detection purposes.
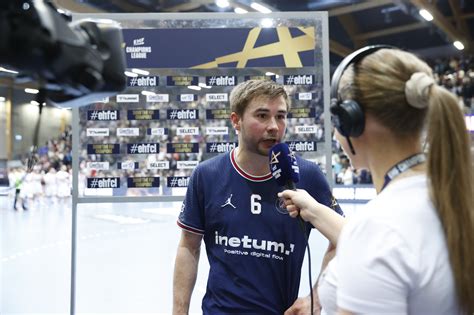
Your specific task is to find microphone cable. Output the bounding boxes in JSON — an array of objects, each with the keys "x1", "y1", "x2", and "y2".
[{"x1": 297, "y1": 216, "x2": 314, "y2": 315}]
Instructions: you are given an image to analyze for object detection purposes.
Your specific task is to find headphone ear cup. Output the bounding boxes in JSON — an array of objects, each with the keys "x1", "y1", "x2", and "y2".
[{"x1": 340, "y1": 100, "x2": 365, "y2": 137}]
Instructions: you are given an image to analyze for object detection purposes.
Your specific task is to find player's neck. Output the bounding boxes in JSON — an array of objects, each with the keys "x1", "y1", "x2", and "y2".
[{"x1": 234, "y1": 146, "x2": 270, "y2": 176}]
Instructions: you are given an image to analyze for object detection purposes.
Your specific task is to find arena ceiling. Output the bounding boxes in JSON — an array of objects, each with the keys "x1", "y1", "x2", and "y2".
[{"x1": 55, "y1": 0, "x2": 474, "y2": 63}]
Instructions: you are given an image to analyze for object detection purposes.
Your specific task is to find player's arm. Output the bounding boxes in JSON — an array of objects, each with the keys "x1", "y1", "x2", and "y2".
[{"x1": 172, "y1": 230, "x2": 203, "y2": 315}]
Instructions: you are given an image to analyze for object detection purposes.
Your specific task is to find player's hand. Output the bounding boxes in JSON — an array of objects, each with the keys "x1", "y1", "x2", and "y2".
[{"x1": 284, "y1": 295, "x2": 321, "y2": 315}]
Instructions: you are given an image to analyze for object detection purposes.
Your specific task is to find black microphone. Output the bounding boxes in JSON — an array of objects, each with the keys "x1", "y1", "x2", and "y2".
[{"x1": 269, "y1": 143, "x2": 300, "y2": 190}]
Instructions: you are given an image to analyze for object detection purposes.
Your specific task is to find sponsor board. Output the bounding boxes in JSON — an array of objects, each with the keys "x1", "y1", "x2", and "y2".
[
  {"x1": 244, "y1": 75, "x2": 276, "y2": 82},
  {"x1": 295, "y1": 125, "x2": 317, "y2": 134},
  {"x1": 127, "y1": 76, "x2": 158, "y2": 87},
  {"x1": 86, "y1": 162, "x2": 110, "y2": 170},
  {"x1": 167, "y1": 143, "x2": 199, "y2": 153},
  {"x1": 178, "y1": 94, "x2": 198, "y2": 102},
  {"x1": 167, "y1": 109, "x2": 198, "y2": 120},
  {"x1": 206, "y1": 142, "x2": 237, "y2": 153},
  {"x1": 147, "y1": 128, "x2": 168, "y2": 136},
  {"x1": 87, "y1": 177, "x2": 120, "y2": 188},
  {"x1": 286, "y1": 141, "x2": 317, "y2": 152},
  {"x1": 87, "y1": 110, "x2": 119, "y2": 121},
  {"x1": 118, "y1": 161, "x2": 139, "y2": 170},
  {"x1": 288, "y1": 107, "x2": 316, "y2": 119},
  {"x1": 167, "y1": 176, "x2": 190, "y2": 188},
  {"x1": 177, "y1": 161, "x2": 199, "y2": 169},
  {"x1": 206, "y1": 93, "x2": 228, "y2": 102},
  {"x1": 87, "y1": 144, "x2": 120, "y2": 154},
  {"x1": 127, "y1": 109, "x2": 160, "y2": 120},
  {"x1": 176, "y1": 127, "x2": 199, "y2": 136},
  {"x1": 206, "y1": 109, "x2": 231, "y2": 119},
  {"x1": 117, "y1": 128, "x2": 140, "y2": 137},
  {"x1": 127, "y1": 143, "x2": 159, "y2": 154},
  {"x1": 86, "y1": 128, "x2": 109, "y2": 137},
  {"x1": 127, "y1": 177, "x2": 160, "y2": 188},
  {"x1": 167, "y1": 76, "x2": 198, "y2": 86},
  {"x1": 205, "y1": 76, "x2": 236, "y2": 86},
  {"x1": 205, "y1": 127, "x2": 228, "y2": 135},
  {"x1": 116, "y1": 94, "x2": 140, "y2": 103},
  {"x1": 126, "y1": 37, "x2": 151, "y2": 59},
  {"x1": 146, "y1": 94, "x2": 169, "y2": 103},
  {"x1": 147, "y1": 161, "x2": 169, "y2": 170},
  {"x1": 283, "y1": 75, "x2": 315, "y2": 85},
  {"x1": 296, "y1": 92, "x2": 313, "y2": 100}
]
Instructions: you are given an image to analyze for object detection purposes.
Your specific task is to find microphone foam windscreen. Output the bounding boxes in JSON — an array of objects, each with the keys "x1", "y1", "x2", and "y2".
[{"x1": 268, "y1": 143, "x2": 300, "y2": 186}]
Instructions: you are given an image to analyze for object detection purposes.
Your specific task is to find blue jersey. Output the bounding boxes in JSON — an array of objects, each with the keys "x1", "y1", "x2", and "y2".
[{"x1": 178, "y1": 149, "x2": 343, "y2": 314}]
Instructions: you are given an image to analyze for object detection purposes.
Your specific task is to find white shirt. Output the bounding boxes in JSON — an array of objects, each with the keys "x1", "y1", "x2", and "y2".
[{"x1": 319, "y1": 175, "x2": 460, "y2": 314}]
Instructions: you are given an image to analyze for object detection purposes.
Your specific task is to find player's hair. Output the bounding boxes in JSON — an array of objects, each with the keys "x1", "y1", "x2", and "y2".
[
  {"x1": 230, "y1": 79, "x2": 290, "y2": 116},
  {"x1": 341, "y1": 48, "x2": 474, "y2": 314}
]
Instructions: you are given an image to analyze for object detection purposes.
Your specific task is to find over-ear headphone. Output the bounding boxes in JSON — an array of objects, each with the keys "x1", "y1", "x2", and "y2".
[{"x1": 330, "y1": 45, "x2": 394, "y2": 139}]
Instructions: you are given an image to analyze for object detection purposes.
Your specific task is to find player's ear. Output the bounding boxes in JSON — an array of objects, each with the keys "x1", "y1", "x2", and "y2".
[{"x1": 230, "y1": 112, "x2": 241, "y2": 131}]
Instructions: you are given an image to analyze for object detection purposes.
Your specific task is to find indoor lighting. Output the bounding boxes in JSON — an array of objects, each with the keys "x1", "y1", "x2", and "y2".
[
  {"x1": 453, "y1": 41, "x2": 464, "y2": 50},
  {"x1": 215, "y1": 0, "x2": 230, "y2": 8},
  {"x1": 234, "y1": 7, "x2": 248, "y2": 14},
  {"x1": 0, "y1": 97, "x2": 5, "y2": 102},
  {"x1": 419, "y1": 9, "x2": 433, "y2": 21},
  {"x1": 124, "y1": 71, "x2": 138, "y2": 77},
  {"x1": 198, "y1": 83, "x2": 212, "y2": 89},
  {"x1": 25, "y1": 88, "x2": 39, "y2": 94},
  {"x1": 131, "y1": 68, "x2": 149, "y2": 75},
  {"x1": 0, "y1": 67, "x2": 19, "y2": 74},
  {"x1": 251, "y1": 2, "x2": 272, "y2": 13},
  {"x1": 30, "y1": 100, "x2": 40, "y2": 106},
  {"x1": 261, "y1": 18, "x2": 273, "y2": 28},
  {"x1": 187, "y1": 85, "x2": 201, "y2": 91},
  {"x1": 141, "y1": 91, "x2": 156, "y2": 96}
]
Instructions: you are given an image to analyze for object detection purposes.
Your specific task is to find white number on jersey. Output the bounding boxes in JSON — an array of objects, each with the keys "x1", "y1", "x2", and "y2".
[{"x1": 250, "y1": 194, "x2": 262, "y2": 214}]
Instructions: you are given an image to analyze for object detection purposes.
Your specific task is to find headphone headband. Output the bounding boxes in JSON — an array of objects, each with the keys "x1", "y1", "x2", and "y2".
[{"x1": 330, "y1": 45, "x2": 395, "y2": 102}]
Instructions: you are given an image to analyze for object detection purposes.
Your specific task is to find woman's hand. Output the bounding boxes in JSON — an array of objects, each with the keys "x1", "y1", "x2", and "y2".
[{"x1": 278, "y1": 189, "x2": 321, "y2": 222}]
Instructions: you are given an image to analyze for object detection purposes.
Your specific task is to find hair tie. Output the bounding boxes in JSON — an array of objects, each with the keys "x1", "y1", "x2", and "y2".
[{"x1": 405, "y1": 72, "x2": 435, "y2": 109}]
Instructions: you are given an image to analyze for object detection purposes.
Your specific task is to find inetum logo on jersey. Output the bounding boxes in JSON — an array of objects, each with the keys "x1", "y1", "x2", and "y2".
[
  {"x1": 206, "y1": 142, "x2": 237, "y2": 153},
  {"x1": 127, "y1": 76, "x2": 158, "y2": 87},
  {"x1": 295, "y1": 125, "x2": 317, "y2": 134},
  {"x1": 177, "y1": 161, "x2": 199, "y2": 170},
  {"x1": 147, "y1": 161, "x2": 169, "y2": 170},
  {"x1": 118, "y1": 161, "x2": 139, "y2": 170},
  {"x1": 86, "y1": 128, "x2": 109, "y2": 137},
  {"x1": 87, "y1": 110, "x2": 119, "y2": 121},
  {"x1": 167, "y1": 176, "x2": 190, "y2": 188},
  {"x1": 147, "y1": 128, "x2": 168, "y2": 136},
  {"x1": 126, "y1": 37, "x2": 151, "y2": 59},
  {"x1": 206, "y1": 93, "x2": 228, "y2": 102},
  {"x1": 146, "y1": 94, "x2": 169, "y2": 103},
  {"x1": 286, "y1": 141, "x2": 317, "y2": 152},
  {"x1": 116, "y1": 94, "x2": 140, "y2": 103},
  {"x1": 214, "y1": 231, "x2": 296, "y2": 260},
  {"x1": 117, "y1": 128, "x2": 140, "y2": 137},
  {"x1": 284, "y1": 75, "x2": 315, "y2": 85},
  {"x1": 206, "y1": 127, "x2": 228, "y2": 135},
  {"x1": 167, "y1": 109, "x2": 198, "y2": 120},
  {"x1": 206, "y1": 76, "x2": 236, "y2": 86},
  {"x1": 127, "y1": 143, "x2": 159, "y2": 154},
  {"x1": 87, "y1": 177, "x2": 120, "y2": 189},
  {"x1": 86, "y1": 162, "x2": 109, "y2": 170},
  {"x1": 176, "y1": 127, "x2": 199, "y2": 136}
]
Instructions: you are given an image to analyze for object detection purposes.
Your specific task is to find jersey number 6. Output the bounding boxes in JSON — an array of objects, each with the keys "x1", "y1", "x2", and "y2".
[{"x1": 250, "y1": 194, "x2": 261, "y2": 214}]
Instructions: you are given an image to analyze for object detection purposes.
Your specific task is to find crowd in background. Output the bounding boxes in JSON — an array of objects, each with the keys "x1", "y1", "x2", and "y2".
[{"x1": 6, "y1": 54, "x2": 473, "y2": 206}]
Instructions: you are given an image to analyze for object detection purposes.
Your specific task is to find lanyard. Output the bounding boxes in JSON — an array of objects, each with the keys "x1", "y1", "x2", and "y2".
[{"x1": 381, "y1": 153, "x2": 426, "y2": 191}]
